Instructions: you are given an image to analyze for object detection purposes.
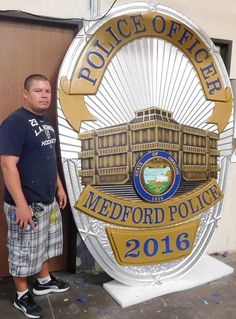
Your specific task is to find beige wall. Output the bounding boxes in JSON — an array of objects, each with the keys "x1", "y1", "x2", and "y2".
[
  {"x1": 0, "y1": 0, "x2": 88, "y2": 19},
  {"x1": 1, "y1": 0, "x2": 235, "y2": 254}
]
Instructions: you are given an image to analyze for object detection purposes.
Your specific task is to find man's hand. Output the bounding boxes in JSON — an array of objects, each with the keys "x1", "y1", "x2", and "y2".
[
  {"x1": 57, "y1": 187, "x2": 67, "y2": 209},
  {"x1": 56, "y1": 173, "x2": 67, "y2": 209},
  {"x1": 16, "y1": 204, "x2": 35, "y2": 229},
  {"x1": 1, "y1": 155, "x2": 35, "y2": 229}
]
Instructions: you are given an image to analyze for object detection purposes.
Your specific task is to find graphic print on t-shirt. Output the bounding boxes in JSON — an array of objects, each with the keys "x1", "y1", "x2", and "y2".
[{"x1": 29, "y1": 118, "x2": 56, "y2": 147}]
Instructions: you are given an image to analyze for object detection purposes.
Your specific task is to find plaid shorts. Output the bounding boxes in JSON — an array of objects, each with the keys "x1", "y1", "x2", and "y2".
[{"x1": 4, "y1": 201, "x2": 63, "y2": 277}]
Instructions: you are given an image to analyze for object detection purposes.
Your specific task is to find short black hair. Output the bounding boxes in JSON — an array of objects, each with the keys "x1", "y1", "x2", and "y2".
[{"x1": 24, "y1": 74, "x2": 49, "y2": 91}]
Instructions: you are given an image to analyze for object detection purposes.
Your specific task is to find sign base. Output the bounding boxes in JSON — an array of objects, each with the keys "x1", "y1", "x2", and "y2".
[{"x1": 103, "y1": 255, "x2": 233, "y2": 308}]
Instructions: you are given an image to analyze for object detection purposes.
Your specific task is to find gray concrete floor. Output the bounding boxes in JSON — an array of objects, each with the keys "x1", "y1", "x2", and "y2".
[{"x1": 0, "y1": 253, "x2": 235, "y2": 319}]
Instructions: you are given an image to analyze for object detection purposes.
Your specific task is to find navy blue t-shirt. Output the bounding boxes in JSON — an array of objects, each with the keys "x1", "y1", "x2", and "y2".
[{"x1": 0, "y1": 107, "x2": 57, "y2": 205}]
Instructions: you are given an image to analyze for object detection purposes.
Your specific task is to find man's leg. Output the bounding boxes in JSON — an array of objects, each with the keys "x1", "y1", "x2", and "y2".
[
  {"x1": 37, "y1": 260, "x2": 50, "y2": 279},
  {"x1": 13, "y1": 276, "x2": 28, "y2": 292},
  {"x1": 32, "y1": 259, "x2": 70, "y2": 295},
  {"x1": 13, "y1": 276, "x2": 43, "y2": 318},
  {"x1": 4, "y1": 202, "x2": 43, "y2": 319},
  {"x1": 32, "y1": 202, "x2": 70, "y2": 296}
]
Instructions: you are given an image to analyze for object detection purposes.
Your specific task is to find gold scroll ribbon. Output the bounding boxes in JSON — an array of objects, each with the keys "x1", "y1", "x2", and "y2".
[
  {"x1": 106, "y1": 219, "x2": 199, "y2": 265},
  {"x1": 75, "y1": 178, "x2": 223, "y2": 228},
  {"x1": 59, "y1": 11, "x2": 232, "y2": 133}
]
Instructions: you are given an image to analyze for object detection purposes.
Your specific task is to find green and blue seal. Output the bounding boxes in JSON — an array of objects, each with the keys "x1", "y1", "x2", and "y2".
[{"x1": 133, "y1": 151, "x2": 181, "y2": 202}]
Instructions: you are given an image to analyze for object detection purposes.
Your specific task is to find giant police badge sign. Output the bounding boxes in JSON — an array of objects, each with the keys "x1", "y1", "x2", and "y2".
[{"x1": 57, "y1": 2, "x2": 233, "y2": 286}]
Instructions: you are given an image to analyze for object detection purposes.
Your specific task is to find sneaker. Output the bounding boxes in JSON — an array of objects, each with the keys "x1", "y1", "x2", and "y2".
[
  {"x1": 13, "y1": 291, "x2": 43, "y2": 319},
  {"x1": 32, "y1": 274, "x2": 70, "y2": 296}
]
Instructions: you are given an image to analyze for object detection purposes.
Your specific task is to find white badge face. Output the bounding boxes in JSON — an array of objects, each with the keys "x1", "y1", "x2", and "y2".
[{"x1": 57, "y1": 2, "x2": 233, "y2": 286}]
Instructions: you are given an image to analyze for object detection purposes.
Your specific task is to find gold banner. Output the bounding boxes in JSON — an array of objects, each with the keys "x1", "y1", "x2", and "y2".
[
  {"x1": 75, "y1": 178, "x2": 223, "y2": 228},
  {"x1": 60, "y1": 11, "x2": 232, "y2": 133},
  {"x1": 106, "y1": 219, "x2": 200, "y2": 265}
]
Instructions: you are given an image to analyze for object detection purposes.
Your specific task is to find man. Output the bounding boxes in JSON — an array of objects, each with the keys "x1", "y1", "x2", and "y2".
[{"x1": 0, "y1": 74, "x2": 70, "y2": 319}]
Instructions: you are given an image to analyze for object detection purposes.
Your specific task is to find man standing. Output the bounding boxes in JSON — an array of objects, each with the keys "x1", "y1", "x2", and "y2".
[{"x1": 0, "y1": 74, "x2": 70, "y2": 318}]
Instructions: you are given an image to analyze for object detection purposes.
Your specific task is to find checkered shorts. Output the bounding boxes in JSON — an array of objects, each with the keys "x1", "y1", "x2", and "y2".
[{"x1": 4, "y1": 201, "x2": 63, "y2": 277}]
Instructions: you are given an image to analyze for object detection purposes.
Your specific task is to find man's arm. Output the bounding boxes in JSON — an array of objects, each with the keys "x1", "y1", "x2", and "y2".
[
  {"x1": 56, "y1": 173, "x2": 67, "y2": 209},
  {"x1": 0, "y1": 154, "x2": 34, "y2": 229}
]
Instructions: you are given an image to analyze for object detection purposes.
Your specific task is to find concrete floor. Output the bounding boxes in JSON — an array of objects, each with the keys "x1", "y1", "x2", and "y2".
[{"x1": 0, "y1": 253, "x2": 235, "y2": 319}]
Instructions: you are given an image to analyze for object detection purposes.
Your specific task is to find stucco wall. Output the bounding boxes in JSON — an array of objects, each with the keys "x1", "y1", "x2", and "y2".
[
  {"x1": 0, "y1": 0, "x2": 235, "y2": 254},
  {"x1": 0, "y1": 0, "x2": 88, "y2": 19}
]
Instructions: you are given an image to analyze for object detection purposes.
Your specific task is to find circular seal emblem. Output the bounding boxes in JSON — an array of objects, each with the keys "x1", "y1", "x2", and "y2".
[{"x1": 133, "y1": 151, "x2": 181, "y2": 202}]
